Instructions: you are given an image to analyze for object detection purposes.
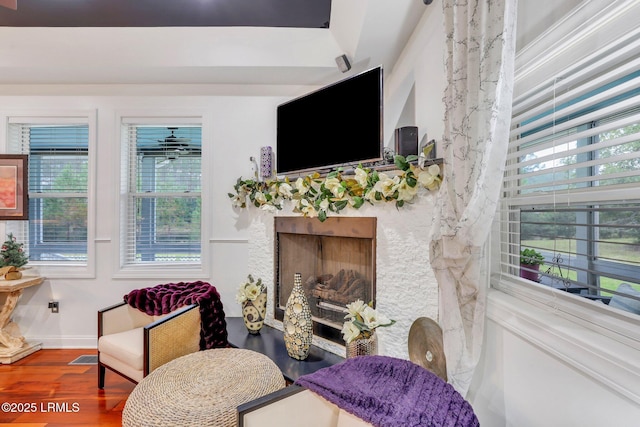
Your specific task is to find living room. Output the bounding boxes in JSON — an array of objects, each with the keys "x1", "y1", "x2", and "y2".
[{"x1": 0, "y1": 0, "x2": 639, "y2": 425}]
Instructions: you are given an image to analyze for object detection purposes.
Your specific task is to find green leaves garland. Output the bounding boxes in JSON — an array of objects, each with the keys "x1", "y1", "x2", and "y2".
[{"x1": 228, "y1": 155, "x2": 442, "y2": 222}]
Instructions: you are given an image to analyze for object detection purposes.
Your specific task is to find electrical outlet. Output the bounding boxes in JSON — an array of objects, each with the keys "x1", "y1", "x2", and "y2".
[{"x1": 48, "y1": 301, "x2": 59, "y2": 313}]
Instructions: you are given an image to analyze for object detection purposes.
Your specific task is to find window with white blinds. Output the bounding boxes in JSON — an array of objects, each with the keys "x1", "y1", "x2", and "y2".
[
  {"x1": 7, "y1": 119, "x2": 89, "y2": 264},
  {"x1": 501, "y1": 34, "x2": 640, "y2": 314},
  {"x1": 121, "y1": 120, "x2": 202, "y2": 266}
]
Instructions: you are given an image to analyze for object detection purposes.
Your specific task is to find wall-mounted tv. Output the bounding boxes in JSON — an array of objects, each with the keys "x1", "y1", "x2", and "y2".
[{"x1": 276, "y1": 66, "x2": 383, "y2": 176}]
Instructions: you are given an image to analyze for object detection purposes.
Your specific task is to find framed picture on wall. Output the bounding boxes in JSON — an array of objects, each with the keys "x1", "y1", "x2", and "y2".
[{"x1": 0, "y1": 155, "x2": 28, "y2": 220}]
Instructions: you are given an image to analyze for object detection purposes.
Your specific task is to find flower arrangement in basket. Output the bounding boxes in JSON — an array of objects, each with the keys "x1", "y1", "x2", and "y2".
[{"x1": 341, "y1": 299, "x2": 395, "y2": 344}]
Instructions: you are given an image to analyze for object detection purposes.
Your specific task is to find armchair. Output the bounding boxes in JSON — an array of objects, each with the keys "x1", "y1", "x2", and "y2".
[
  {"x1": 238, "y1": 385, "x2": 372, "y2": 427},
  {"x1": 238, "y1": 355, "x2": 478, "y2": 427},
  {"x1": 97, "y1": 302, "x2": 201, "y2": 388}
]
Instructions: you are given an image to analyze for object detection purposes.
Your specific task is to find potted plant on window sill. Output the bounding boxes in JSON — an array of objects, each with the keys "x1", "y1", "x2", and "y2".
[{"x1": 520, "y1": 248, "x2": 544, "y2": 282}]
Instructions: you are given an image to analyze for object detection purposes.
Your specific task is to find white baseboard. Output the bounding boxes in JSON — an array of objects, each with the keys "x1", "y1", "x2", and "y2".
[{"x1": 30, "y1": 335, "x2": 97, "y2": 349}]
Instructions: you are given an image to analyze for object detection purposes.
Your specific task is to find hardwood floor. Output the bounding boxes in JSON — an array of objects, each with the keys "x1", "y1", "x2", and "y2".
[{"x1": 0, "y1": 349, "x2": 134, "y2": 427}]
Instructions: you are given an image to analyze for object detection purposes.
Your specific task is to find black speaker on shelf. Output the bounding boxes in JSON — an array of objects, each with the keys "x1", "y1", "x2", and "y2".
[{"x1": 394, "y1": 126, "x2": 418, "y2": 157}]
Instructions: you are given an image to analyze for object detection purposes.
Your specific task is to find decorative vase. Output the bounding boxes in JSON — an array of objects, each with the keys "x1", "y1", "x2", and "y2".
[
  {"x1": 346, "y1": 331, "x2": 378, "y2": 358},
  {"x1": 520, "y1": 263, "x2": 541, "y2": 282},
  {"x1": 283, "y1": 272, "x2": 313, "y2": 360},
  {"x1": 242, "y1": 288, "x2": 267, "y2": 334}
]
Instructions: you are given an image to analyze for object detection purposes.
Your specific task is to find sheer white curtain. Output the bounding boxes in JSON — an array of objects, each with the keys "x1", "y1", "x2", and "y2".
[{"x1": 430, "y1": 0, "x2": 517, "y2": 396}]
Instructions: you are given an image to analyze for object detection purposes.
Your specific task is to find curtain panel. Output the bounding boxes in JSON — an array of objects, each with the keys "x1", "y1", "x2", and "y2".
[{"x1": 430, "y1": 0, "x2": 517, "y2": 396}]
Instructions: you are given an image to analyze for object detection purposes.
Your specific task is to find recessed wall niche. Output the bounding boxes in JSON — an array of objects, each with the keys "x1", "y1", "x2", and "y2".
[{"x1": 274, "y1": 217, "x2": 376, "y2": 344}]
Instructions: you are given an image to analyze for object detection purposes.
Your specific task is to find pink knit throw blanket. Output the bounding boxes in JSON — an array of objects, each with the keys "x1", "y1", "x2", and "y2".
[{"x1": 124, "y1": 281, "x2": 228, "y2": 350}]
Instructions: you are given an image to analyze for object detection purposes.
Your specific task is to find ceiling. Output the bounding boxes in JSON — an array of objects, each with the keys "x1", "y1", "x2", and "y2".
[{"x1": 0, "y1": 1, "x2": 430, "y2": 86}]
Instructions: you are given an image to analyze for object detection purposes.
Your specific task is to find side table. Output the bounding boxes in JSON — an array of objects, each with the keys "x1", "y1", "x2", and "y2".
[
  {"x1": 0, "y1": 276, "x2": 44, "y2": 363},
  {"x1": 226, "y1": 317, "x2": 344, "y2": 383}
]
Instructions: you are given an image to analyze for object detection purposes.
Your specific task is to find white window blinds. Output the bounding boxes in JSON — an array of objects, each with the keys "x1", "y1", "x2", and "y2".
[
  {"x1": 501, "y1": 31, "x2": 640, "y2": 311},
  {"x1": 121, "y1": 120, "x2": 202, "y2": 266},
  {"x1": 7, "y1": 119, "x2": 89, "y2": 264}
]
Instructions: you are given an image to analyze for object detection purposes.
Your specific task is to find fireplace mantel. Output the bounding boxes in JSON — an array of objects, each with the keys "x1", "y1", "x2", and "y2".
[{"x1": 246, "y1": 192, "x2": 440, "y2": 359}]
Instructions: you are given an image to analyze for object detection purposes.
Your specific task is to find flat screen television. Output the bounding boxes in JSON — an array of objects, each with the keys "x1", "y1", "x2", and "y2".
[{"x1": 276, "y1": 66, "x2": 383, "y2": 176}]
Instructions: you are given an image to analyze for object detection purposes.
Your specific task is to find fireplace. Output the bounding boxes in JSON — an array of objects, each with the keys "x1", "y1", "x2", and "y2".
[{"x1": 274, "y1": 217, "x2": 376, "y2": 344}]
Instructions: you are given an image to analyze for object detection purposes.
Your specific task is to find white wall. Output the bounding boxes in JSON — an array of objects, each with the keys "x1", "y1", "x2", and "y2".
[
  {"x1": 469, "y1": 290, "x2": 640, "y2": 426},
  {"x1": 3, "y1": 91, "x2": 290, "y2": 347},
  {"x1": 3, "y1": 21, "x2": 449, "y2": 349}
]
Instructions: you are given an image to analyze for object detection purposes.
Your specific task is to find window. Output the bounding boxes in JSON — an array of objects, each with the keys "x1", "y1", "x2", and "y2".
[
  {"x1": 7, "y1": 118, "x2": 91, "y2": 267},
  {"x1": 500, "y1": 35, "x2": 640, "y2": 315},
  {"x1": 121, "y1": 119, "x2": 202, "y2": 268}
]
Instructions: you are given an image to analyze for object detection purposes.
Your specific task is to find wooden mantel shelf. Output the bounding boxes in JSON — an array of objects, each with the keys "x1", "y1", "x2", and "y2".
[
  {"x1": 371, "y1": 157, "x2": 443, "y2": 172},
  {"x1": 319, "y1": 157, "x2": 444, "y2": 177}
]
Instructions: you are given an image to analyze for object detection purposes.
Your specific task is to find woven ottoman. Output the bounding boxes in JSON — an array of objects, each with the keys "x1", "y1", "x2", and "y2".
[{"x1": 122, "y1": 348, "x2": 286, "y2": 427}]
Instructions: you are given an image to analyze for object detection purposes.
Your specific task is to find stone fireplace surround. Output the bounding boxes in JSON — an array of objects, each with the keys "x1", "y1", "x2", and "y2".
[{"x1": 246, "y1": 194, "x2": 439, "y2": 359}]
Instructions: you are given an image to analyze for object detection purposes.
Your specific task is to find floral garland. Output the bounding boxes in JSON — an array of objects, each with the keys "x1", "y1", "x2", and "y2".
[{"x1": 228, "y1": 155, "x2": 442, "y2": 222}]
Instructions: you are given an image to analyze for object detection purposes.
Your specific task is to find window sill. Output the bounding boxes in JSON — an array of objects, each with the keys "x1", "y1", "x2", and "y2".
[
  {"x1": 488, "y1": 278, "x2": 640, "y2": 405},
  {"x1": 112, "y1": 264, "x2": 207, "y2": 280},
  {"x1": 27, "y1": 263, "x2": 95, "y2": 279}
]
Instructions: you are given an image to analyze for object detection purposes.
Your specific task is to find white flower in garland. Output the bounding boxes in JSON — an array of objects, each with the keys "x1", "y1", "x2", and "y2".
[
  {"x1": 372, "y1": 173, "x2": 399, "y2": 199},
  {"x1": 298, "y1": 198, "x2": 318, "y2": 218},
  {"x1": 277, "y1": 182, "x2": 294, "y2": 198},
  {"x1": 417, "y1": 164, "x2": 441, "y2": 191},
  {"x1": 397, "y1": 177, "x2": 419, "y2": 201},
  {"x1": 354, "y1": 167, "x2": 369, "y2": 188},
  {"x1": 324, "y1": 176, "x2": 345, "y2": 198},
  {"x1": 295, "y1": 177, "x2": 311, "y2": 195}
]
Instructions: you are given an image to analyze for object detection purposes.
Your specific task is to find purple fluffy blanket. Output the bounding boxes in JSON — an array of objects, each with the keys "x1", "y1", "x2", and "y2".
[
  {"x1": 295, "y1": 355, "x2": 479, "y2": 427},
  {"x1": 124, "y1": 281, "x2": 228, "y2": 350}
]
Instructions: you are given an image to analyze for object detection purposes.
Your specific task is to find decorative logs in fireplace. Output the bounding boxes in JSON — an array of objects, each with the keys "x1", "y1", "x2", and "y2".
[
  {"x1": 302, "y1": 269, "x2": 371, "y2": 325},
  {"x1": 306, "y1": 269, "x2": 368, "y2": 305}
]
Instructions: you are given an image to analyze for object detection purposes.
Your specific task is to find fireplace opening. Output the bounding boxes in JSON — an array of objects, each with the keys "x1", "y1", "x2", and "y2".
[{"x1": 274, "y1": 217, "x2": 376, "y2": 344}]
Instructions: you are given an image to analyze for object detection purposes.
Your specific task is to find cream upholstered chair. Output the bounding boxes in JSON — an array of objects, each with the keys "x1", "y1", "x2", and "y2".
[
  {"x1": 238, "y1": 385, "x2": 373, "y2": 427},
  {"x1": 97, "y1": 301, "x2": 201, "y2": 388},
  {"x1": 238, "y1": 355, "x2": 478, "y2": 427},
  {"x1": 237, "y1": 318, "x2": 477, "y2": 427}
]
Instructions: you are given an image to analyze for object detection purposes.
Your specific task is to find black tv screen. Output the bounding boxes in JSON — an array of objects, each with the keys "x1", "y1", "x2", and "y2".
[{"x1": 276, "y1": 66, "x2": 383, "y2": 176}]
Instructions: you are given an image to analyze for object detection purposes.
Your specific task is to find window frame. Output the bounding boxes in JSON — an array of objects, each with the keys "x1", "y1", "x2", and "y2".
[
  {"x1": 510, "y1": 104, "x2": 640, "y2": 298},
  {"x1": 1, "y1": 111, "x2": 97, "y2": 279},
  {"x1": 490, "y1": 0, "x2": 640, "y2": 404},
  {"x1": 114, "y1": 111, "x2": 211, "y2": 279}
]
